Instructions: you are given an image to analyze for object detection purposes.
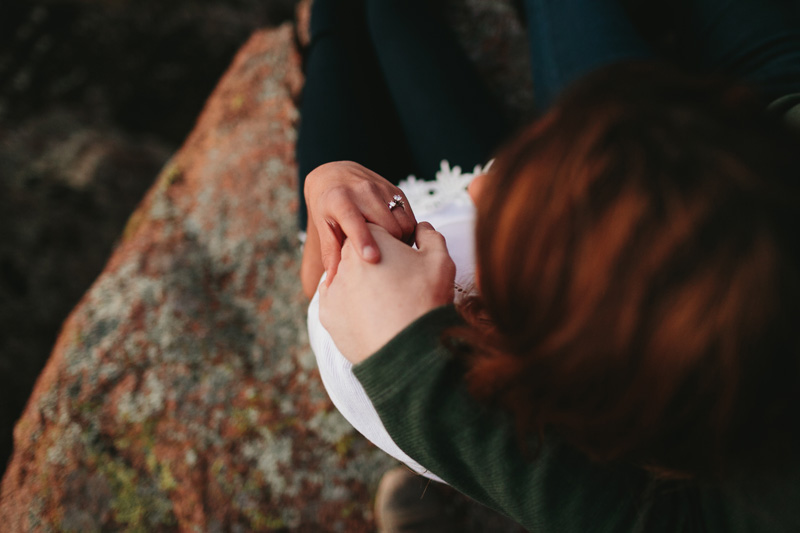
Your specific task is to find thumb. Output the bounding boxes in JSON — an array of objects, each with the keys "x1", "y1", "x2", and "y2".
[{"x1": 414, "y1": 221, "x2": 448, "y2": 253}]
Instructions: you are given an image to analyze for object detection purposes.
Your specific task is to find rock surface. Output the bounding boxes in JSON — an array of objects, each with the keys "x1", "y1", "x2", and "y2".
[
  {"x1": 1, "y1": 1, "x2": 531, "y2": 530},
  {"x1": 0, "y1": 0, "x2": 299, "y2": 480}
]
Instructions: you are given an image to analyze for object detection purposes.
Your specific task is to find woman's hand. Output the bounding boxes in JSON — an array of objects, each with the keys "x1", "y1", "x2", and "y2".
[
  {"x1": 304, "y1": 161, "x2": 417, "y2": 284},
  {"x1": 319, "y1": 222, "x2": 456, "y2": 364}
]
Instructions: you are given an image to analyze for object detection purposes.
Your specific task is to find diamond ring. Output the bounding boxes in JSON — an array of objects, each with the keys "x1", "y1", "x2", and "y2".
[{"x1": 388, "y1": 194, "x2": 405, "y2": 211}]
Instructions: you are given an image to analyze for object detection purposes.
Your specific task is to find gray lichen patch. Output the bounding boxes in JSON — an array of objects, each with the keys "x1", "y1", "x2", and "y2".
[
  {"x1": 45, "y1": 422, "x2": 81, "y2": 466},
  {"x1": 307, "y1": 410, "x2": 356, "y2": 447},
  {"x1": 116, "y1": 371, "x2": 167, "y2": 424},
  {"x1": 241, "y1": 428, "x2": 295, "y2": 496}
]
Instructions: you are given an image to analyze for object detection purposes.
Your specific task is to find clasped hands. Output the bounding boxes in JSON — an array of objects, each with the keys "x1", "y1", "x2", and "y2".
[{"x1": 303, "y1": 162, "x2": 456, "y2": 364}]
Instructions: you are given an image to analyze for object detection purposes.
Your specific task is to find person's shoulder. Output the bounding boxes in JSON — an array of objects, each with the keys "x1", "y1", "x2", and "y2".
[{"x1": 691, "y1": 459, "x2": 800, "y2": 533}]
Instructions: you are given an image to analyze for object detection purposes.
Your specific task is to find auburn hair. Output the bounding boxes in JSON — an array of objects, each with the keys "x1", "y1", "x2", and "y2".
[{"x1": 453, "y1": 62, "x2": 800, "y2": 479}]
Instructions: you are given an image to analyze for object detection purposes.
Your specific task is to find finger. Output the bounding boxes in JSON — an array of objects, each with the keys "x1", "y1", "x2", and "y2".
[
  {"x1": 335, "y1": 205, "x2": 382, "y2": 264},
  {"x1": 318, "y1": 276, "x2": 329, "y2": 301},
  {"x1": 390, "y1": 193, "x2": 417, "y2": 244},
  {"x1": 319, "y1": 228, "x2": 343, "y2": 285},
  {"x1": 321, "y1": 218, "x2": 355, "y2": 283},
  {"x1": 360, "y1": 194, "x2": 405, "y2": 242},
  {"x1": 317, "y1": 281, "x2": 331, "y2": 328},
  {"x1": 414, "y1": 221, "x2": 449, "y2": 254}
]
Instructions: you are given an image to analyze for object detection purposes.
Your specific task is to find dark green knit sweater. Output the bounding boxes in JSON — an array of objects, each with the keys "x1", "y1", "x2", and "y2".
[{"x1": 354, "y1": 306, "x2": 800, "y2": 532}]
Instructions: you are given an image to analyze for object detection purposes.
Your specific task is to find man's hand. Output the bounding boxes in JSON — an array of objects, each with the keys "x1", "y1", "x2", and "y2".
[
  {"x1": 319, "y1": 222, "x2": 456, "y2": 364},
  {"x1": 304, "y1": 161, "x2": 417, "y2": 283}
]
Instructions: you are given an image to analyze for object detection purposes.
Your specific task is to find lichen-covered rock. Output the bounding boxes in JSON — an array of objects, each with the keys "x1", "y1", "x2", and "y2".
[
  {"x1": 1, "y1": 1, "x2": 531, "y2": 530},
  {"x1": 0, "y1": 24, "x2": 378, "y2": 532}
]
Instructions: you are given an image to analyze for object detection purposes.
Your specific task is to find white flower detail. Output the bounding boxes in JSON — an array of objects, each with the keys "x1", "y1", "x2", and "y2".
[{"x1": 398, "y1": 159, "x2": 492, "y2": 216}]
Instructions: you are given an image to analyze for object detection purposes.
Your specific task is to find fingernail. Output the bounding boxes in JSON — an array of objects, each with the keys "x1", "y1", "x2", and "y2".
[{"x1": 362, "y1": 245, "x2": 379, "y2": 261}]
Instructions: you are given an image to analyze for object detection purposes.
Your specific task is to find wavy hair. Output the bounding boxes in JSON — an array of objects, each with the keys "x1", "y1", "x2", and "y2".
[{"x1": 453, "y1": 62, "x2": 800, "y2": 479}]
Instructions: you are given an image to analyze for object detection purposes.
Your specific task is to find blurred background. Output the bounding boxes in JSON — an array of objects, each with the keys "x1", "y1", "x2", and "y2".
[{"x1": 0, "y1": 0, "x2": 300, "y2": 478}]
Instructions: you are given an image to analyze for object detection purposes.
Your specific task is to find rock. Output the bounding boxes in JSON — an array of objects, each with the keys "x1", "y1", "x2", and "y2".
[
  {"x1": 0, "y1": 0, "x2": 301, "y2": 477},
  {"x1": 2, "y1": 25, "x2": 374, "y2": 532},
  {"x1": 1, "y1": 1, "x2": 531, "y2": 530}
]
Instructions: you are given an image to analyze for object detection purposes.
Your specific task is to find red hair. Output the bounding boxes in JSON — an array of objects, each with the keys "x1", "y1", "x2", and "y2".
[{"x1": 454, "y1": 62, "x2": 800, "y2": 478}]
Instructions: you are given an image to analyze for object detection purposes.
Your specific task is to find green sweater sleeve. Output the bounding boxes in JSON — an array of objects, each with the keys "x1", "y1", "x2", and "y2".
[
  {"x1": 353, "y1": 306, "x2": 654, "y2": 532},
  {"x1": 353, "y1": 306, "x2": 800, "y2": 532}
]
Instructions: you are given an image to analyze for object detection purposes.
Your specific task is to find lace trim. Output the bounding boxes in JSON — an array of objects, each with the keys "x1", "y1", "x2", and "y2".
[{"x1": 398, "y1": 160, "x2": 492, "y2": 215}]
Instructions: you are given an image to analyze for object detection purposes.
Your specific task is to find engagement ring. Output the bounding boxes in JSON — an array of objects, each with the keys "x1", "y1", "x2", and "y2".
[{"x1": 388, "y1": 194, "x2": 405, "y2": 211}]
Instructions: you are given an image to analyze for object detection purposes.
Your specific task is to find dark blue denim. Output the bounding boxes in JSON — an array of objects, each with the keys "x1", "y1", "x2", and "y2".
[
  {"x1": 296, "y1": 0, "x2": 800, "y2": 229},
  {"x1": 296, "y1": 0, "x2": 508, "y2": 230},
  {"x1": 523, "y1": 0, "x2": 800, "y2": 111}
]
